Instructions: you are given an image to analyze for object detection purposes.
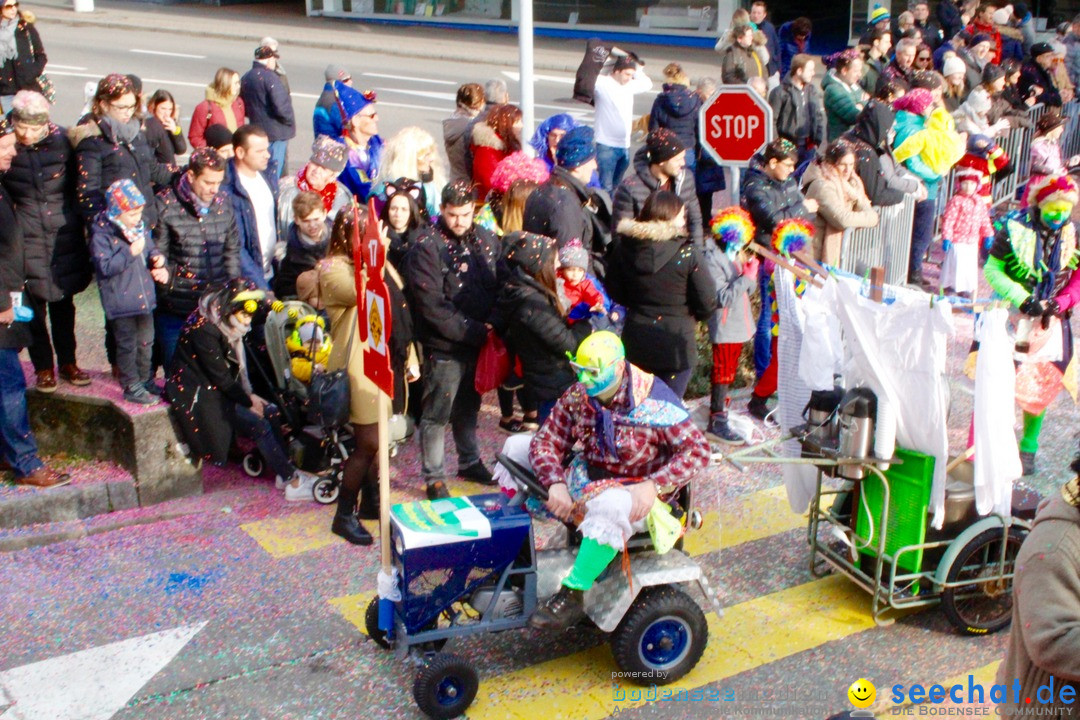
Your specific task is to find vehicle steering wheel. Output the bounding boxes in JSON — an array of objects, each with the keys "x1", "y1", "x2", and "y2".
[{"x1": 494, "y1": 453, "x2": 549, "y2": 501}]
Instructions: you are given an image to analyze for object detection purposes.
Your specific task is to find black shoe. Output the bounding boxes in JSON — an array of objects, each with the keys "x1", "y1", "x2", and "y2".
[
  {"x1": 357, "y1": 484, "x2": 380, "y2": 520},
  {"x1": 426, "y1": 480, "x2": 450, "y2": 500},
  {"x1": 457, "y1": 461, "x2": 495, "y2": 485},
  {"x1": 144, "y1": 380, "x2": 164, "y2": 397},
  {"x1": 331, "y1": 512, "x2": 373, "y2": 546},
  {"x1": 747, "y1": 395, "x2": 770, "y2": 422},
  {"x1": 1020, "y1": 451, "x2": 1036, "y2": 477},
  {"x1": 123, "y1": 385, "x2": 160, "y2": 406},
  {"x1": 498, "y1": 417, "x2": 526, "y2": 434},
  {"x1": 706, "y1": 413, "x2": 744, "y2": 444},
  {"x1": 529, "y1": 586, "x2": 586, "y2": 631}
]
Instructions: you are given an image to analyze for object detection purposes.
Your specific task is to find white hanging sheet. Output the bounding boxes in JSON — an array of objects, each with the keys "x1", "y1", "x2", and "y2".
[{"x1": 973, "y1": 308, "x2": 1021, "y2": 518}]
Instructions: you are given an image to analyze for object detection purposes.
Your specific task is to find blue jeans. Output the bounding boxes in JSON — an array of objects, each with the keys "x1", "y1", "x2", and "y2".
[
  {"x1": 909, "y1": 197, "x2": 937, "y2": 282},
  {"x1": 268, "y1": 140, "x2": 288, "y2": 180},
  {"x1": 0, "y1": 348, "x2": 44, "y2": 478},
  {"x1": 596, "y1": 144, "x2": 630, "y2": 194},
  {"x1": 753, "y1": 267, "x2": 773, "y2": 378},
  {"x1": 155, "y1": 312, "x2": 187, "y2": 372},
  {"x1": 230, "y1": 402, "x2": 294, "y2": 479},
  {"x1": 418, "y1": 354, "x2": 480, "y2": 483}
]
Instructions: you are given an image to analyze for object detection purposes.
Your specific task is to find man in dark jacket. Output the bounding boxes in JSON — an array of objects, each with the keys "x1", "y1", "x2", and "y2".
[
  {"x1": 937, "y1": 0, "x2": 966, "y2": 41},
  {"x1": 405, "y1": 180, "x2": 501, "y2": 499},
  {"x1": 240, "y1": 43, "x2": 295, "y2": 180},
  {"x1": 749, "y1": 1, "x2": 781, "y2": 80},
  {"x1": 912, "y1": 1, "x2": 943, "y2": 50},
  {"x1": 313, "y1": 64, "x2": 351, "y2": 140},
  {"x1": 612, "y1": 129, "x2": 704, "y2": 247},
  {"x1": 154, "y1": 148, "x2": 241, "y2": 367},
  {"x1": 1020, "y1": 43, "x2": 1064, "y2": 108},
  {"x1": 769, "y1": 55, "x2": 826, "y2": 174},
  {"x1": 0, "y1": 119, "x2": 67, "y2": 488},
  {"x1": 777, "y1": 17, "x2": 812, "y2": 80},
  {"x1": 222, "y1": 125, "x2": 279, "y2": 291},
  {"x1": 878, "y1": 37, "x2": 918, "y2": 92}
]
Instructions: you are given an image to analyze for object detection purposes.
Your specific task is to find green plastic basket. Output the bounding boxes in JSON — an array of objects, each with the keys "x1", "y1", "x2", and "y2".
[{"x1": 855, "y1": 447, "x2": 936, "y2": 576}]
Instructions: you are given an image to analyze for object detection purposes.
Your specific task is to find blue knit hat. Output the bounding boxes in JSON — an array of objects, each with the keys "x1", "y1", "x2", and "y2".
[
  {"x1": 555, "y1": 126, "x2": 596, "y2": 170},
  {"x1": 336, "y1": 80, "x2": 375, "y2": 122},
  {"x1": 106, "y1": 179, "x2": 145, "y2": 219}
]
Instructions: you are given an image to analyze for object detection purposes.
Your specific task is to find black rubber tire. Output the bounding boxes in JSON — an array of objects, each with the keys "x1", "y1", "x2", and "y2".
[
  {"x1": 312, "y1": 476, "x2": 339, "y2": 505},
  {"x1": 412, "y1": 652, "x2": 479, "y2": 720},
  {"x1": 941, "y1": 526, "x2": 1027, "y2": 636},
  {"x1": 609, "y1": 585, "x2": 708, "y2": 685},
  {"x1": 241, "y1": 452, "x2": 264, "y2": 478},
  {"x1": 364, "y1": 596, "x2": 393, "y2": 650}
]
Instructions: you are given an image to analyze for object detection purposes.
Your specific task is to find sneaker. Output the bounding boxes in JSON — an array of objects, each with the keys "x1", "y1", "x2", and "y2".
[
  {"x1": 529, "y1": 586, "x2": 586, "y2": 631},
  {"x1": 706, "y1": 414, "x2": 744, "y2": 444},
  {"x1": 144, "y1": 380, "x2": 164, "y2": 397},
  {"x1": 1019, "y1": 451, "x2": 1036, "y2": 477},
  {"x1": 59, "y1": 364, "x2": 92, "y2": 387},
  {"x1": 35, "y1": 369, "x2": 57, "y2": 393},
  {"x1": 123, "y1": 385, "x2": 160, "y2": 406},
  {"x1": 426, "y1": 480, "x2": 450, "y2": 500},
  {"x1": 274, "y1": 475, "x2": 288, "y2": 490},
  {"x1": 457, "y1": 461, "x2": 495, "y2": 485},
  {"x1": 520, "y1": 418, "x2": 540, "y2": 432},
  {"x1": 747, "y1": 395, "x2": 770, "y2": 422},
  {"x1": 498, "y1": 418, "x2": 526, "y2": 434},
  {"x1": 15, "y1": 467, "x2": 71, "y2": 489},
  {"x1": 284, "y1": 471, "x2": 319, "y2": 502}
]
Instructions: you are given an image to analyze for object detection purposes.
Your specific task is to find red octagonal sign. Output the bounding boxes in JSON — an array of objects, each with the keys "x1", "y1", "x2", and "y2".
[{"x1": 699, "y1": 85, "x2": 774, "y2": 167}]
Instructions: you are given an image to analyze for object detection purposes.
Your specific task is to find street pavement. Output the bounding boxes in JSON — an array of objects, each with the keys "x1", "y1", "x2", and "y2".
[{"x1": 1, "y1": 7, "x2": 1079, "y2": 720}]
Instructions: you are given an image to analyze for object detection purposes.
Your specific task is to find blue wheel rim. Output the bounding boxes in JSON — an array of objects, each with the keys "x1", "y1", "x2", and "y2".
[
  {"x1": 437, "y1": 676, "x2": 464, "y2": 707},
  {"x1": 638, "y1": 615, "x2": 692, "y2": 670}
]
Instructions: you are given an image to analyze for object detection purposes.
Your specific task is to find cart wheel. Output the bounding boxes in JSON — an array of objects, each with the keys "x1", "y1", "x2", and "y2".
[
  {"x1": 364, "y1": 596, "x2": 393, "y2": 650},
  {"x1": 312, "y1": 476, "x2": 339, "y2": 505},
  {"x1": 941, "y1": 526, "x2": 1027, "y2": 636},
  {"x1": 412, "y1": 652, "x2": 478, "y2": 720},
  {"x1": 241, "y1": 452, "x2": 264, "y2": 478},
  {"x1": 609, "y1": 585, "x2": 708, "y2": 685}
]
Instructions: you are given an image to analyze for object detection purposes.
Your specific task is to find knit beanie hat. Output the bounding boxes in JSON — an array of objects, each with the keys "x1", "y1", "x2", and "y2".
[
  {"x1": 556, "y1": 126, "x2": 597, "y2": 170},
  {"x1": 336, "y1": 80, "x2": 375, "y2": 122},
  {"x1": 558, "y1": 238, "x2": 589, "y2": 270},
  {"x1": 892, "y1": 88, "x2": 934, "y2": 116},
  {"x1": 646, "y1": 128, "x2": 686, "y2": 164},
  {"x1": 1031, "y1": 174, "x2": 1080, "y2": 207},
  {"x1": 982, "y1": 63, "x2": 1005, "y2": 86},
  {"x1": 324, "y1": 64, "x2": 350, "y2": 83},
  {"x1": 106, "y1": 179, "x2": 146, "y2": 218},
  {"x1": 869, "y1": 4, "x2": 890, "y2": 25},
  {"x1": 965, "y1": 87, "x2": 993, "y2": 115},
  {"x1": 942, "y1": 56, "x2": 966, "y2": 78},
  {"x1": 1030, "y1": 41, "x2": 1054, "y2": 59},
  {"x1": 204, "y1": 124, "x2": 234, "y2": 151},
  {"x1": 992, "y1": 5, "x2": 1012, "y2": 24},
  {"x1": 969, "y1": 33, "x2": 992, "y2": 49},
  {"x1": 10, "y1": 90, "x2": 49, "y2": 125},
  {"x1": 310, "y1": 136, "x2": 348, "y2": 174},
  {"x1": 955, "y1": 167, "x2": 983, "y2": 186},
  {"x1": 490, "y1": 151, "x2": 550, "y2": 194}
]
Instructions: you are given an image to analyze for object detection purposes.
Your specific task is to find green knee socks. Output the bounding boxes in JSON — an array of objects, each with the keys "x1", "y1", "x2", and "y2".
[
  {"x1": 1020, "y1": 410, "x2": 1045, "y2": 455},
  {"x1": 562, "y1": 537, "x2": 619, "y2": 592}
]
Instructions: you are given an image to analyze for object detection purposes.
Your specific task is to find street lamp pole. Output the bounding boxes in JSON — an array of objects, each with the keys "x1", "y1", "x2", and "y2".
[{"x1": 518, "y1": 0, "x2": 535, "y2": 138}]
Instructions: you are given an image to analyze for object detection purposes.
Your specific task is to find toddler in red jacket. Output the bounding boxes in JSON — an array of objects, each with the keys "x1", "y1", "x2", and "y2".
[
  {"x1": 940, "y1": 168, "x2": 994, "y2": 298},
  {"x1": 557, "y1": 239, "x2": 605, "y2": 317}
]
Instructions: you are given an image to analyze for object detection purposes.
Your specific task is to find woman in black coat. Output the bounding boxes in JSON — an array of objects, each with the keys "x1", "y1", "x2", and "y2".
[
  {"x1": 143, "y1": 89, "x2": 187, "y2": 168},
  {"x1": 606, "y1": 190, "x2": 717, "y2": 399},
  {"x1": 2, "y1": 92, "x2": 92, "y2": 391},
  {"x1": 0, "y1": 6, "x2": 46, "y2": 106},
  {"x1": 496, "y1": 231, "x2": 591, "y2": 421}
]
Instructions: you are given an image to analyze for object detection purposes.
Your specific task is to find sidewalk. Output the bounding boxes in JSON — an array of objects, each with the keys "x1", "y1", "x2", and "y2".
[{"x1": 28, "y1": 0, "x2": 724, "y2": 76}]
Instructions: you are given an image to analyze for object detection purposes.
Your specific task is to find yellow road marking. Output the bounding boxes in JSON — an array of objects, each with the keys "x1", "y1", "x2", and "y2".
[
  {"x1": 240, "y1": 508, "x2": 338, "y2": 559},
  {"x1": 329, "y1": 591, "x2": 377, "y2": 636},
  {"x1": 468, "y1": 574, "x2": 876, "y2": 720},
  {"x1": 684, "y1": 486, "x2": 819, "y2": 556}
]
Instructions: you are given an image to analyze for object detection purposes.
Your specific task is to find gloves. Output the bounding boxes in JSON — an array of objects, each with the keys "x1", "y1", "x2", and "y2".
[
  {"x1": 1045, "y1": 298, "x2": 1062, "y2": 318},
  {"x1": 942, "y1": 239, "x2": 952, "y2": 254},
  {"x1": 983, "y1": 237, "x2": 994, "y2": 253},
  {"x1": 1019, "y1": 295, "x2": 1045, "y2": 317}
]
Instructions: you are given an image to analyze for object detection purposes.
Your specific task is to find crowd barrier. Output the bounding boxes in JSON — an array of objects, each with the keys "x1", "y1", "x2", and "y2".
[{"x1": 838, "y1": 194, "x2": 917, "y2": 286}]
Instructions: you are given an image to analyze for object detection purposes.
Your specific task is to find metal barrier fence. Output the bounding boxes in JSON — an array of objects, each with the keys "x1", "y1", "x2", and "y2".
[{"x1": 838, "y1": 194, "x2": 916, "y2": 286}]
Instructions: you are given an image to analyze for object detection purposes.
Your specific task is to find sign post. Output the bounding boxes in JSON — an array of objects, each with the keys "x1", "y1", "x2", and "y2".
[{"x1": 697, "y1": 85, "x2": 773, "y2": 206}]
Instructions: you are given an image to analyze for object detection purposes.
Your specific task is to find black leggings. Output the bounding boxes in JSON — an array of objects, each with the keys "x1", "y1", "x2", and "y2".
[{"x1": 342, "y1": 422, "x2": 380, "y2": 495}]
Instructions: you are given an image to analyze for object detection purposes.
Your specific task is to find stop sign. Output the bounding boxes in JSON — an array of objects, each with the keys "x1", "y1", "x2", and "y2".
[{"x1": 698, "y1": 85, "x2": 773, "y2": 167}]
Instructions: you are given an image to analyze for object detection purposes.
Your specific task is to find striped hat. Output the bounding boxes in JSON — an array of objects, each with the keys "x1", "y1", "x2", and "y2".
[
  {"x1": 869, "y1": 5, "x2": 890, "y2": 25},
  {"x1": 106, "y1": 179, "x2": 146, "y2": 218}
]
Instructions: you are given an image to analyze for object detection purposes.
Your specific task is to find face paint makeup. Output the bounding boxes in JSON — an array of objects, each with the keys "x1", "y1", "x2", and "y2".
[{"x1": 1041, "y1": 200, "x2": 1073, "y2": 229}]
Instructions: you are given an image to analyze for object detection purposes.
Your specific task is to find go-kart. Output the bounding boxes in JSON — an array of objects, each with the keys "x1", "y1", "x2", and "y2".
[{"x1": 363, "y1": 453, "x2": 723, "y2": 719}]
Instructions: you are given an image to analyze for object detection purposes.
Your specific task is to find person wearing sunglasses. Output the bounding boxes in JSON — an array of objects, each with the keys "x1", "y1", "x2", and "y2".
[
  {"x1": 335, "y1": 80, "x2": 382, "y2": 202},
  {"x1": 526, "y1": 330, "x2": 710, "y2": 630},
  {"x1": 0, "y1": 0, "x2": 45, "y2": 114}
]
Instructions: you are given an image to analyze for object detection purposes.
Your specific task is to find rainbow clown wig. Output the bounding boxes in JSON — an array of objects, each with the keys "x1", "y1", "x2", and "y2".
[
  {"x1": 772, "y1": 217, "x2": 814, "y2": 257},
  {"x1": 710, "y1": 207, "x2": 755, "y2": 259},
  {"x1": 1030, "y1": 174, "x2": 1080, "y2": 208}
]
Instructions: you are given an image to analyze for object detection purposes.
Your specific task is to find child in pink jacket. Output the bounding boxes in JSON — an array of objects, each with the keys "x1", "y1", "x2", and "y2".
[{"x1": 940, "y1": 168, "x2": 994, "y2": 297}]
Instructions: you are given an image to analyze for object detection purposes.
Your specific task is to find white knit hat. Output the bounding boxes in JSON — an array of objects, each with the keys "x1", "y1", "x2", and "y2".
[
  {"x1": 992, "y1": 5, "x2": 1013, "y2": 24},
  {"x1": 942, "y1": 55, "x2": 966, "y2": 78}
]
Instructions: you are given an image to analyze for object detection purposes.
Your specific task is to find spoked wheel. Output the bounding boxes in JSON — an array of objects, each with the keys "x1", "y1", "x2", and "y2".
[
  {"x1": 241, "y1": 452, "x2": 265, "y2": 478},
  {"x1": 412, "y1": 652, "x2": 478, "y2": 719},
  {"x1": 312, "y1": 476, "x2": 339, "y2": 505},
  {"x1": 609, "y1": 585, "x2": 708, "y2": 684},
  {"x1": 941, "y1": 526, "x2": 1027, "y2": 635}
]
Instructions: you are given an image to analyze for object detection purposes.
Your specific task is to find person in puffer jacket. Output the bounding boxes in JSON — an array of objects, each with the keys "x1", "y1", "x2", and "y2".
[
  {"x1": 153, "y1": 148, "x2": 241, "y2": 368},
  {"x1": 648, "y1": 63, "x2": 701, "y2": 171}
]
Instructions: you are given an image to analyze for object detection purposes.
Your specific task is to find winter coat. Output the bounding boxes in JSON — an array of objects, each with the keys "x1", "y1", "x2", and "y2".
[
  {"x1": 496, "y1": 259, "x2": 590, "y2": 403},
  {"x1": 222, "y1": 159, "x2": 279, "y2": 290},
  {"x1": 860, "y1": 55, "x2": 887, "y2": 96},
  {"x1": 877, "y1": 59, "x2": 915, "y2": 93},
  {"x1": 1019, "y1": 60, "x2": 1063, "y2": 108},
  {"x1": 1065, "y1": 34, "x2": 1080, "y2": 89},
  {"x1": 648, "y1": 84, "x2": 701, "y2": 160},
  {"x1": 1, "y1": 124, "x2": 90, "y2": 301},
  {"x1": 523, "y1": 166, "x2": 600, "y2": 257},
  {"x1": 996, "y1": 492, "x2": 1080, "y2": 715},
  {"x1": 313, "y1": 82, "x2": 344, "y2": 140},
  {"x1": 843, "y1": 101, "x2": 918, "y2": 208},
  {"x1": 0, "y1": 186, "x2": 30, "y2": 350},
  {"x1": 0, "y1": 13, "x2": 45, "y2": 96},
  {"x1": 937, "y1": 0, "x2": 964, "y2": 40},
  {"x1": 940, "y1": 192, "x2": 993, "y2": 246},
  {"x1": 914, "y1": 19, "x2": 944, "y2": 50},
  {"x1": 273, "y1": 221, "x2": 330, "y2": 299},
  {"x1": 801, "y1": 162, "x2": 878, "y2": 265},
  {"x1": 758, "y1": 19, "x2": 781, "y2": 77},
  {"x1": 703, "y1": 246, "x2": 755, "y2": 344},
  {"x1": 960, "y1": 50, "x2": 985, "y2": 98},
  {"x1": 1029, "y1": 136, "x2": 1064, "y2": 177},
  {"x1": 470, "y1": 122, "x2": 511, "y2": 202},
  {"x1": 965, "y1": 20, "x2": 1002, "y2": 65},
  {"x1": 165, "y1": 311, "x2": 253, "y2": 464},
  {"x1": 404, "y1": 218, "x2": 501, "y2": 359},
  {"x1": 769, "y1": 78, "x2": 826, "y2": 148},
  {"x1": 142, "y1": 115, "x2": 187, "y2": 167},
  {"x1": 153, "y1": 178, "x2": 242, "y2": 317},
  {"x1": 188, "y1": 87, "x2": 246, "y2": 149},
  {"x1": 985, "y1": 208, "x2": 1078, "y2": 307},
  {"x1": 612, "y1": 145, "x2": 704, "y2": 247},
  {"x1": 89, "y1": 213, "x2": 161, "y2": 320},
  {"x1": 822, "y1": 72, "x2": 867, "y2": 141},
  {"x1": 893, "y1": 108, "x2": 964, "y2": 191},
  {"x1": 739, "y1": 154, "x2": 814, "y2": 246},
  {"x1": 777, "y1": 21, "x2": 810, "y2": 79},
  {"x1": 338, "y1": 134, "x2": 382, "y2": 202},
  {"x1": 239, "y1": 61, "x2": 295, "y2": 143},
  {"x1": 442, "y1": 108, "x2": 476, "y2": 183},
  {"x1": 606, "y1": 218, "x2": 717, "y2": 374},
  {"x1": 70, "y1": 118, "x2": 175, "y2": 229},
  {"x1": 719, "y1": 43, "x2": 766, "y2": 82}
]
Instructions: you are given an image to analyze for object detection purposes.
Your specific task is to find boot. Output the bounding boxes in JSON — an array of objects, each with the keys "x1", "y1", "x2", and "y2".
[
  {"x1": 331, "y1": 484, "x2": 373, "y2": 546},
  {"x1": 529, "y1": 586, "x2": 586, "y2": 631},
  {"x1": 357, "y1": 474, "x2": 380, "y2": 520},
  {"x1": 747, "y1": 394, "x2": 770, "y2": 422},
  {"x1": 706, "y1": 385, "x2": 743, "y2": 444},
  {"x1": 1019, "y1": 451, "x2": 1036, "y2": 477}
]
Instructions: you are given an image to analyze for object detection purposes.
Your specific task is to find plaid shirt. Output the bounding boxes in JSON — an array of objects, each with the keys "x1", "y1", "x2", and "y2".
[{"x1": 529, "y1": 366, "x2": 710, "y2": 498}]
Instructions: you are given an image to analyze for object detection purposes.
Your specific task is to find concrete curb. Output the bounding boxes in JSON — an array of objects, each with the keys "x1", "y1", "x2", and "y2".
[
  {"x1": 0, "y1": 478, "x2": 138, "y2": 530},
  {"x1": 0, "y1": 504, "x2": 195, "y2": 552}
]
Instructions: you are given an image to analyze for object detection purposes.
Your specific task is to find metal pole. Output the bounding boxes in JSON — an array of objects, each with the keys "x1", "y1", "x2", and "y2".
[{"x1": 518, "y1": 0, "x2": 535, "y2": 140}]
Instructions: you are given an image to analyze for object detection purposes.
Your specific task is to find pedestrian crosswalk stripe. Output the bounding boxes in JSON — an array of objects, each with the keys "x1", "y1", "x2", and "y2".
[
  {"x1": 683, "y1": 486, "x2": 817, "y2": 556},
  {"x1": 329, "y1": 591, "x2": 377, "y2": 635},
  {"x1": 240, "y1": 508, "x2": 339, "y2": 559},
  {"x1": 466, "y1": 574, "x2": 876, "y2": 720}
]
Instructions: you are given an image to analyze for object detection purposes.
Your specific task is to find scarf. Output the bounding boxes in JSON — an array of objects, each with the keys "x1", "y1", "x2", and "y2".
[
  {"x1": 199, "y1": 292, "x2": 253, "y2": 394},
  {"x1": 177, "y1": 172, "x2": 213, "y2": 216},
  {"x1": 297, "y1": 165, "x2": 338, "y2": 213},
  {"x1": 0, "y1": 17, "x2": 16, "y2": 62},
  {"x1": 588, "y1": 367, "x2": 636, "y2": 463},
  {"x1": 206, "y1": 85, "x2": 239, "y2": 131},
  {"x1": 101, "y1": 115, "x2": 142, "y2": 145},
  {"x1": 110, "y1": 217, "x2": 148, "y2": 255}
]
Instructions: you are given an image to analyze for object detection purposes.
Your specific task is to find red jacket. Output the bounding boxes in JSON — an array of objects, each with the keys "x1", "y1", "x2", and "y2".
[
  {"x1": 188, "y1": 91, "x2": 247, "y2": 149},
  {"x1": 470, "y1": 122, "x2": 511, "y2": 202}
]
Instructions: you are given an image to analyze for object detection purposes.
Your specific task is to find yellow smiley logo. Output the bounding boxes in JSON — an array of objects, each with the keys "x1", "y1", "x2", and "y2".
[{"x1": 848, "y1": 678, "x2": 876, "y2": 709}]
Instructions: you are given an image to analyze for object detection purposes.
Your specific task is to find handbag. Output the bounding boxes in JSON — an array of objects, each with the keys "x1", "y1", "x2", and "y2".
[
  {"x1": 25, "y1": 30, "x2": 54, "y2": 104},
  {"x1": 307, "y1": 267, "x2": 356, "y2": 428}
]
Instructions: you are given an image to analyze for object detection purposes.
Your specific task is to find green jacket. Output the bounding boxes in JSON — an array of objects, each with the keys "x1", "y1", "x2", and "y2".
[
  {"x1": 984, "y1": 210, "x2": 1078, "y2": 307},
  {"x1": 823, "y1": 73, "x2": 867, "y2": 142}
]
